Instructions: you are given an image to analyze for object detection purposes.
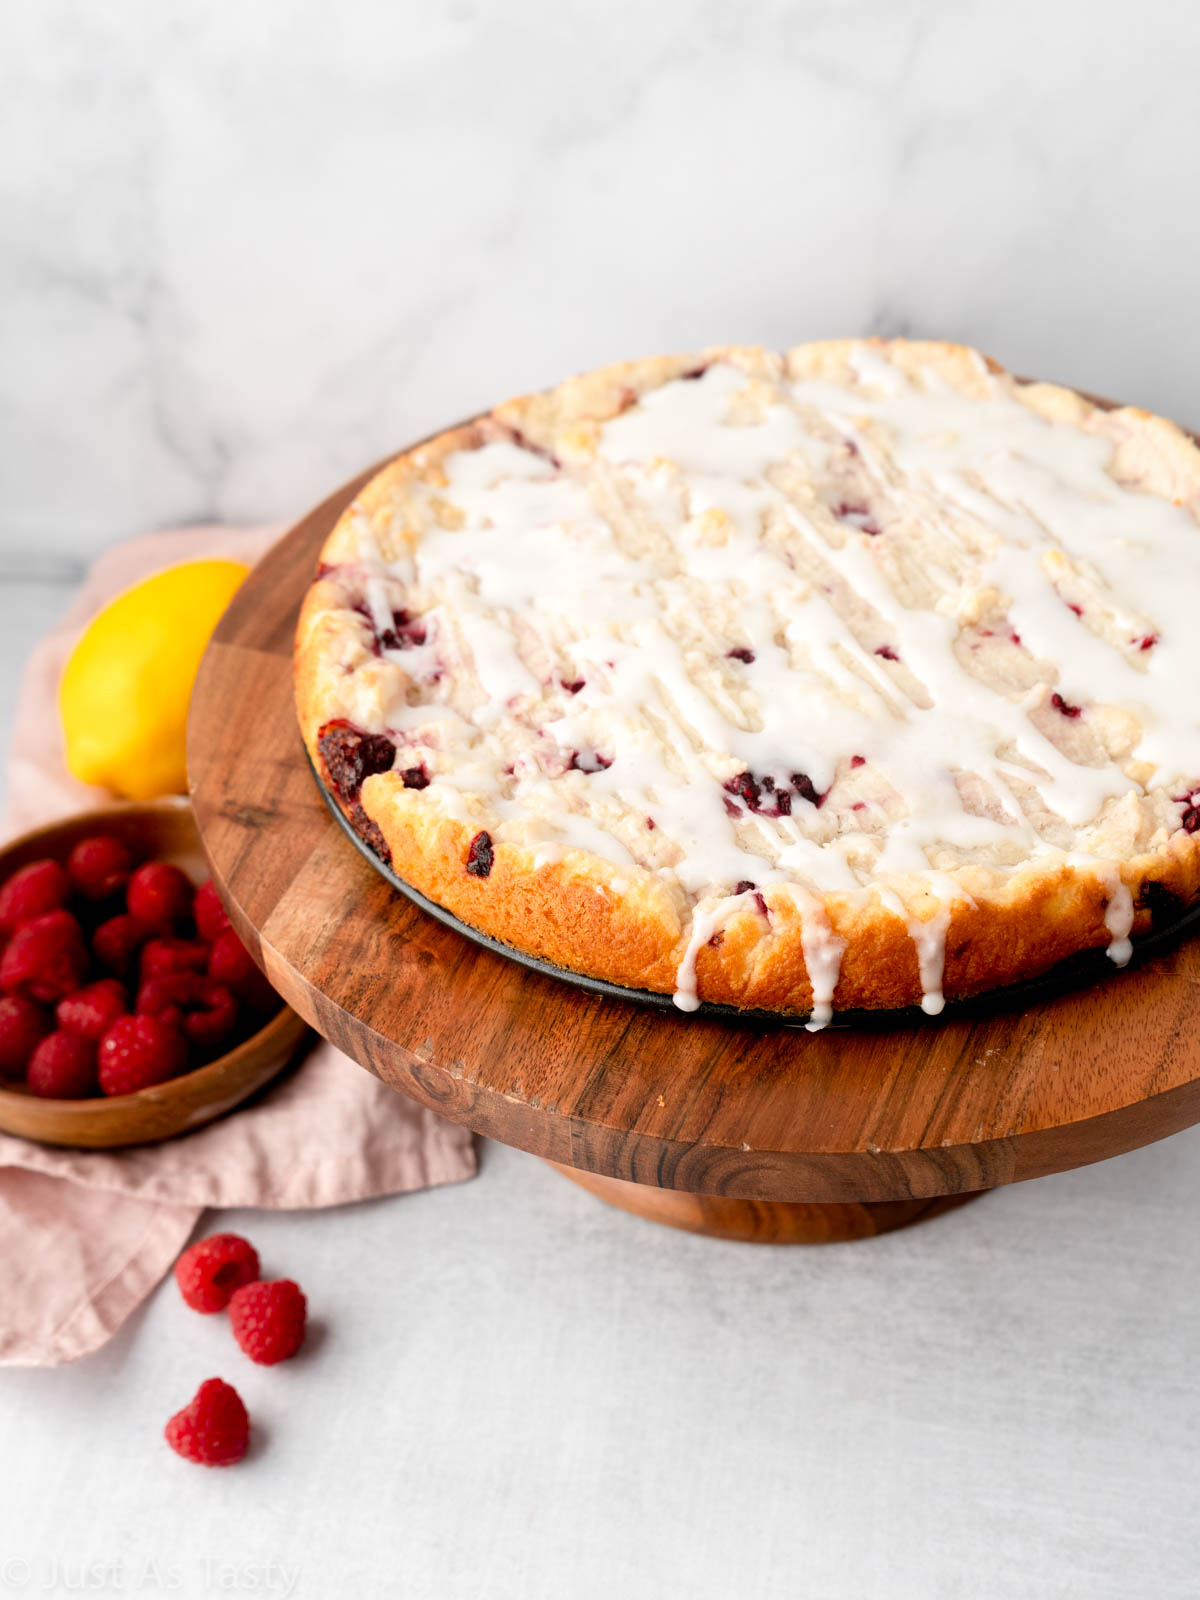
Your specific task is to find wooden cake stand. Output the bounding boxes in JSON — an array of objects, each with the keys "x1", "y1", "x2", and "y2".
[{"x1": 187, "y1": 463, "x2": 1200, "y2": 1244}]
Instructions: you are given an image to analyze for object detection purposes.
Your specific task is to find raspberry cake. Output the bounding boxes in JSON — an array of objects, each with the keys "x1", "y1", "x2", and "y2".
[{"x1": 294, "y1": 339, "x2": 1200, "y2": 1025}]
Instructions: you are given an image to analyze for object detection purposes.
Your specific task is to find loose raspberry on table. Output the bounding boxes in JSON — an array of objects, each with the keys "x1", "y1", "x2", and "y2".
[
  {"x1": 0, "y1": 910, "x2": 89, "y2": 1003},
  {"x1": 27, "y1": 1030, "x2": 98, "y2": 1099},
  {"x1": 66, "y1": 835, "x2": 134, "y2": 901},
  {"x1": 228, "y1": 1279, "x2": 307, "y2": 1365},
  {"x1": 97, "y1": 1013, "x2": 186, "y2": 1096},
  {"x1": 56, "y1": 978, "x2": 128, "y2": 1041},
  {"x1": 194, "y1": 879, "x2": 230, "y2": 942},
  {"x1": 140, "y1": 938, "x2": 211, "y2": 983},
  {"x1": 0, "y1": 859, "x2": 71, "y2": 935},
  {"x1": 208, "y1": 929, "x2": 277, "y2": 1014},
  {"x1": 127, "y1": 862, "x2": 193, "y2": 928},
  {"x1": 92, "y1": 913, "x2": 160, "y2": 977},
  {"x1": 0, "y1": 995, "x2": 51, "y2": 1076},
  {"x1": 174, "y1": 1232, "x2": 260, "y2": 1313},
  {"x1": 164, "y1": 1378, "x2": 250, "y2": 1467}
]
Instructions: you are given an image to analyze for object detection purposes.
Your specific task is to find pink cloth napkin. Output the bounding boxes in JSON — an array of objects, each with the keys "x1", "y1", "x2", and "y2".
[{"x1": 0, "y1": 526, "x2": 477, "y2": 1366}]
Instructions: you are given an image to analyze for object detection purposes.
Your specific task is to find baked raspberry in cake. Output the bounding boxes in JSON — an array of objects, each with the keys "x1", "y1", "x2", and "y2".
[{"x1": 294, "y1": 339, "x2": 1200, "y2": 1024}]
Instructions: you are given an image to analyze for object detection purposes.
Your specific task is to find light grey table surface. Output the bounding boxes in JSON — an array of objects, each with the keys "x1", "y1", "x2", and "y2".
[{"x1": 3, "y1": 3, "x2": 1200, "y2": 1595}]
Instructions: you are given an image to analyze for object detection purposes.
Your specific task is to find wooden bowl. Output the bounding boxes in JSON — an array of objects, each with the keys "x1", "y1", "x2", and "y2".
[{"x1": 0, "y1": 797, "x2": 308, "y2": 1148}]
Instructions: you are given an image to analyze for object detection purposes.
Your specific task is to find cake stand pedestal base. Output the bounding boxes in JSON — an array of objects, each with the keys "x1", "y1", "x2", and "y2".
[{"x1": 548, "y1": 1163, "x2": 983, "y2": 1243}]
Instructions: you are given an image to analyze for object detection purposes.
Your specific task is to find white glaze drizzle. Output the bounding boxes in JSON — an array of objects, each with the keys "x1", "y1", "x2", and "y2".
[
  {"x1": 1105, "y1": 886, "x2": 1136, "y2": 967},
  {"x1": 877, "y1": 883, "x2": 965, "y2": 1016},
  {"x1": 672, "y1": 890, "x2": 760, "y2": 1013},
  {"x1": 906, "y1": 906, "x2": 953, "y2": 1016},
  {"x1": 1068, "y1": 853, "x2": 1135, "y2": 966},
  {"x1": 786, "y1": 886, "x2": 848, "y2": 1031},
  {"x1": 341, "y1": 351, "x2": 1200, "y2": 1018}
]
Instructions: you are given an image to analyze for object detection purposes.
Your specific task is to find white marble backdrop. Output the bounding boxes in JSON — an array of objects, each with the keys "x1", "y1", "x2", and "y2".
[
  {"x1": 4, "y1": 6, "x2": 1200, "y2": 1597},
  {"x1": 4, "y1": 0, "x2": 1199, "y2": 567}
]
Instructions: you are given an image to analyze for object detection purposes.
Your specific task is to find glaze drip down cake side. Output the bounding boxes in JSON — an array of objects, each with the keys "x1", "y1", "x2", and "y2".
[{"x1": 293, "y1": 339, "x2": 1200, "y2": 1026}]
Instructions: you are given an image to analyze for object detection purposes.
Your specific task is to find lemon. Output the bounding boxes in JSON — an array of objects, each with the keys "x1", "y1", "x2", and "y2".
[{"x1": 60, "y1": 559, "x2": 249, "y2": 800}]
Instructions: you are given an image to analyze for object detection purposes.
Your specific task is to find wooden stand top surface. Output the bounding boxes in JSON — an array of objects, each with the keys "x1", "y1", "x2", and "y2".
[{"x1": 187, "y1": 461, "x2": 1200, "y2": 1205}]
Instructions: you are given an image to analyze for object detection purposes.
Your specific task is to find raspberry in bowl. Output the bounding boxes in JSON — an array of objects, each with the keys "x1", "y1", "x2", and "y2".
[{"x1": 0, "y1": 798, "x2": 307, "y2": 1148}]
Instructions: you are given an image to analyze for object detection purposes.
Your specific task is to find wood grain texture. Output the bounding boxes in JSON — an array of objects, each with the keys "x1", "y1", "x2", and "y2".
[
  {"x1": 187, "y1": 454, "x2": 1200, "y2": 1208},
  {"x1": 547, "y1": 1163, "x2": 982, "y2": 1242},
  {"x1": 0, "y1": 798, "x2": 308, "y2": 1148}
]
